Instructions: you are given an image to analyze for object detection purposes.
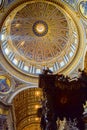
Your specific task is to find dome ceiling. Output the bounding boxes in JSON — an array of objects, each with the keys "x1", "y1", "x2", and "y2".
[
  {"x1": 0, "y1": 0, "x2": 84, "y2": 83},
  {"x1": 11, "y1": 2, "x2": 69, "y2": 62}
]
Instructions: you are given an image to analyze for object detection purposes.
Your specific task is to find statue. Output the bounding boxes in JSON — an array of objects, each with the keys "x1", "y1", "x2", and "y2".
[{"x1": 42, "y1": 67, "x2": 53, "y2": 75}]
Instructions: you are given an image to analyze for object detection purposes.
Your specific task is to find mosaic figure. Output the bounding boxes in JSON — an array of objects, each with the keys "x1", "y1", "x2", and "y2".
[
  {"x1": 0, "y1": 76, "x2": 11, "y2": 93},
  {"x1": 80, "y1": 1, "x2": 87, "y2": 18}
]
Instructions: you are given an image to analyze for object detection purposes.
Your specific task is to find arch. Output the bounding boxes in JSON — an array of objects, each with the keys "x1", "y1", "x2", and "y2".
[{"x1": 7, "y1": 85, "x2": 38, "y2": 104}]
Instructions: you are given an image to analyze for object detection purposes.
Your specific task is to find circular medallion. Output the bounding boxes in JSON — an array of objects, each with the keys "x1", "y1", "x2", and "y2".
[
  {"x1": 32, "y1": 20, "x2": 48, "y2": 37},
  {"x1": 79, "y1": 1, "x2": 87, "y2": 19},
  {"x1": 0, "y1": 75, "x2": 11, "y2": 93}
]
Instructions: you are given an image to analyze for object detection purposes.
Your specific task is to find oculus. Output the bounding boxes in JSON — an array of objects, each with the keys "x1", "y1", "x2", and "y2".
[{"x1": 32, "y1": 20, "x2": 48, "y2": 37}]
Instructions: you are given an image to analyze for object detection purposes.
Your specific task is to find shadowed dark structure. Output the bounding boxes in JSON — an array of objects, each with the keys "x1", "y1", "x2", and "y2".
[{"x1": 39, "y1": 70, "x2": 87, "y2": 130}]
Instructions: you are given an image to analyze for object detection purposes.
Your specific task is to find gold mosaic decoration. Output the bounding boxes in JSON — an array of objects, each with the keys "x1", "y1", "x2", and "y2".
[{"x1": 0, "y1": 75, "x2": 11, "y2": 93}]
